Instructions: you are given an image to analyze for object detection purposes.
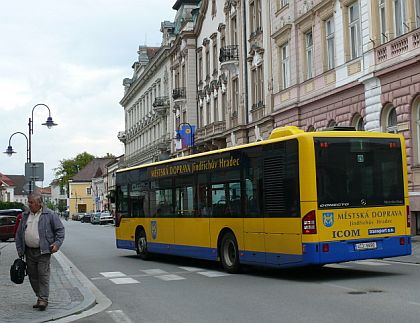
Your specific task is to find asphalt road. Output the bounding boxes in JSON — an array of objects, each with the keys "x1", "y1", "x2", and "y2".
[{"x1": 60, "y1": 220, "x2": 420, "y2": 323}]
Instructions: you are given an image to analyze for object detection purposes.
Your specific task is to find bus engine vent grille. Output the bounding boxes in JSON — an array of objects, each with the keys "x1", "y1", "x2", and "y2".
[{"x1": 263, "y1": 156, "x2": 286, "y2": 214}]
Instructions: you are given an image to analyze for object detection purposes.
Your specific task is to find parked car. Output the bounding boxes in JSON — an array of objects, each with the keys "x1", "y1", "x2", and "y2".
[
  {"x1": 99, "y1": 211, "x2": 114, "y2": 225},
  {"x1": 0, "y1": 209, "x2": 23, "y2": 217},
  {"x1": 72, "y1": 213, "x2": 86, "y2": 221},
  {"x1": 80, "y1": 213, "x2": 92, "y2": 223},
  {"x1": 0, "y1": 216, "x2": 17, "y2": 242},
  {"x1": 90, "y1": 212, "x2": 101, "y2": 224}
]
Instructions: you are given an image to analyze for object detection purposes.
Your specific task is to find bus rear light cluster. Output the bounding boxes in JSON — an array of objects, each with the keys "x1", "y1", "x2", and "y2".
[
  {"x1": 407, "y1": 205, "x2": 411, "y2": 228},
  {"x1": 400, "y1": 238, "x2": 405, "y2": 246},
  {"x1": 322, "y1": 243, "x2": 329, "y2": 252},
  {"x1": 302, "y1": 210, "x2": 317, "y2": 234}
]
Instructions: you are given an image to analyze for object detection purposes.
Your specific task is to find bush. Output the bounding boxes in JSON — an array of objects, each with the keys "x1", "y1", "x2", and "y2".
[{"x1": 0, "y1": 201, "x2": 25, "y2": 210}]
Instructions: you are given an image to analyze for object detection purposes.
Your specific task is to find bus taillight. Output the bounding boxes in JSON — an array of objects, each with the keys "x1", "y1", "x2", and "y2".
[
  {"x1": 407, "y1": 205, "x2": 411, "y2": 228},
  {"x1": 302, "y1": 210, "x2": 317, "y2": 234}
]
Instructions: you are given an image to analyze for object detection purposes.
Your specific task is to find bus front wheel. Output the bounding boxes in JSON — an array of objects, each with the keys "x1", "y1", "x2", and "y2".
[
  {"x1": 220, "y1": 232, "x2": 240, "y2": 273},
  {"x1": 136, "y1": 229, "x2": 149, "y2": 260}
]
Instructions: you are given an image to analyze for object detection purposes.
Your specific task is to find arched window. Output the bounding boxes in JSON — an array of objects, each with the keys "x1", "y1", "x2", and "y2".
[
  {"x1": 386, "y1": 108, "x2": 397, "y2": 133},
  {"x1": 352, "y1": 113, "x2": 364, "y2": 130},
  {"x1": 412, "y1": 98, "x2": 420, "y2": 165},
  {"x1": 307, "y1": 125, "x2": 316, "y2": 132},
  {"x1": 381, "y1": 105, "x2": 398, "y2": 133},
  {"x1": 327, "y1": 120, "x2": 337, "y2": 128}
]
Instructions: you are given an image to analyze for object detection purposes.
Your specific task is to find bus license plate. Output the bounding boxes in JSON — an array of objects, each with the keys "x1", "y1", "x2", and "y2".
[{"x1": 355, "y1": 242, "x2": 377, "y2": 251}]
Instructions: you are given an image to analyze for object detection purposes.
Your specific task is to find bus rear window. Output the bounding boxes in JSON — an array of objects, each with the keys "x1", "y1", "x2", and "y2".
[{"x1": 315, "y1": 137, "x2": 404, "y2": 209}]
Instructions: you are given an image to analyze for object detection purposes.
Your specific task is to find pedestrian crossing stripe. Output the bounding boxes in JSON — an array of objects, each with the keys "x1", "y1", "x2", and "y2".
[
  {"x1": 156, "y1": 274, "x2": 185, "y2": 281},
  {"x1": 142, "y1": 269, "x2": 168, "y2": 275},
  {"x1": 110, "y1": 277, "x2": 140, "y2": 284},
  {"x1": 100, "y1": 271, "x2": 126, "y2": 278}
]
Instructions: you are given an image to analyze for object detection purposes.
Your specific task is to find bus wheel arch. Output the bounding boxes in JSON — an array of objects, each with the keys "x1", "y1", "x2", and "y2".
[
  {"x1": 135, "y1": 226, "x2": 149, "y2": 260},
  {"x1": 218, "y1": 229, "x2": 240, "y2": 273}
]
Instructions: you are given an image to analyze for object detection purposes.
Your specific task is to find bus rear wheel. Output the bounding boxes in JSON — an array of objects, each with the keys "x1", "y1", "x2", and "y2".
[
  {"x1": 220, "y1": 232, "x2": 240, "y2": 273},
  {"x1": 136, "y1": 229, "x2": 149, "y2": 260}
]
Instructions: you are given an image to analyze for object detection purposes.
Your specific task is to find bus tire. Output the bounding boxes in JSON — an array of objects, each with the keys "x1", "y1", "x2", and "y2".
[
  {"x1": 136, "y1": 229, "x2": 149, "y2": 260},
  {"x1": 220, "y1": 232, "x2": 240, "y2": 273}
]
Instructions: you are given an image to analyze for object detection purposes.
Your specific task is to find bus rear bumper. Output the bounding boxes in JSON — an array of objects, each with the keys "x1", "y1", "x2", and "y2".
[{"x1": 303, "y1": 236, "x2": 412, "y2": 265}]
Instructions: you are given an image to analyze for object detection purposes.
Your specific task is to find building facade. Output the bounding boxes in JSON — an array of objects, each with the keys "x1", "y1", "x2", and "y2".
[{"x1": 119, "y1": 0, "x2": 420, "y2": 234}]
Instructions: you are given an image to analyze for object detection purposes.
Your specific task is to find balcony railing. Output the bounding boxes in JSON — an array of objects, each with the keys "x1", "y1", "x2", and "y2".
[
  {"x1": 152, "y1": 96, "x2": 170, "y2": 115},
  {"x1": 196, "y1": 121, "x2": 226, "y2": 140},
  {"x1": 172, "y1": 87, "x2": 186, "y2": 100},
  {"x1": 375, "y1": 28, "x2": 420, "y2": 64},
  {"x1": 219, "y1": 45, "x2": 239, "y2": 63}
]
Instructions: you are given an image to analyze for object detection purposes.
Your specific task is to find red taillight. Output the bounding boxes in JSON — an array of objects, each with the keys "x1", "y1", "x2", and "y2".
[
  {"x1": 322, "y1": 243, "x2": 329, "y2": 252},
  {"x1": 302, "y1": 210, "x2": 317, "y2": 234},
  {"x1": 407, "y1": 205, "x2": 411, "y2": 228},
  {"x1": 320, "y1": 142, "x2": 329, "y2": 148},
  {"x1": 400, "y1": 237, "x2": 405, "y2": 245}
]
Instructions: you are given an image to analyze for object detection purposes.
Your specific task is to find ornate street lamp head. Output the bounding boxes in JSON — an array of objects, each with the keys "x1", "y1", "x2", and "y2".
[
  {"x1": 4, "y1": 145, "x2": 16, "y2": 156},
  {"x1": 42, "y1": 116, "x2": 57, "y2": 129}
]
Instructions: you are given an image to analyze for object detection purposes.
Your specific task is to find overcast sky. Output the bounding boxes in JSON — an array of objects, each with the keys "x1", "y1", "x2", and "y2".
[{"x1": 0, "y1": 0, "x2": 175, "y2": 186}]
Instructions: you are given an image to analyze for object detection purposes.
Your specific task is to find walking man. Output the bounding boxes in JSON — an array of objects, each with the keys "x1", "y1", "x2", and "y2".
[{"x1": 15, "y1": 192, "x2": 65, "y2": 311}]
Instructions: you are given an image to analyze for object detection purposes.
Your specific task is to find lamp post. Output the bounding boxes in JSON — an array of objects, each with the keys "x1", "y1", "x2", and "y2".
[
  {"x1": 176, "y1": 122, "x2": 195, "y2": 153},
  {"x1": 4, "y1": 103, "x2": 57, "y2": 194},
  {"x1": 4, "y1": 132, "x2": 30, "y2": 163}
]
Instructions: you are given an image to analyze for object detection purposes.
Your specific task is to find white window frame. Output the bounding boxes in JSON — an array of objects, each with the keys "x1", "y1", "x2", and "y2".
[
  {"x1": 393, "y1": 0, "x2": 407, "y2": 37},
  {"x1": 379, "y1": 0, "x2": 387, "y2": 44},
  {"x1": 305, "y1": 31, "x2": 313, "y2": 79},
  {"x1": 416, "y1": 101, "x2": 420, "y2": 163},
  {"x1": 416, "y1": 0, "x2": 420, "y2": 28},
  {"x1": 349, "y1": 2, "x2": 361, "y2": 60},
  {"x1": 325, "y1": 18, "x2": 335, "y2": 70},
  {"x1": 281, "y1": 42, "x2": 290, "y2": 89},
  {"x1": 386, "y1": 107, "x2": 398, "y2": 133}
]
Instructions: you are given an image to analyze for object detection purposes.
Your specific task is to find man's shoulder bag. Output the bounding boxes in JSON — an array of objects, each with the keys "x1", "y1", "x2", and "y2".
[{"x1": 10, "y1": 257, "x2": 26, "y2": 284}]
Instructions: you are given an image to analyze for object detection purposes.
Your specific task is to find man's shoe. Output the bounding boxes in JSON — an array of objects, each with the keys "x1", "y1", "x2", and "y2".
[
  {"x1": 38, "y1": 300, "x2": 48, "y2": 311},
  {"x1": 33, "y1": 299, "x2": 40, "y2": 309}
]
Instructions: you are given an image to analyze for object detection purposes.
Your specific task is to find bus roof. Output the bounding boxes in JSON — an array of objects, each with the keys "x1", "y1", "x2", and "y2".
[{"x1": 117, "y1": 126, "x2": 403, "y2": 174}]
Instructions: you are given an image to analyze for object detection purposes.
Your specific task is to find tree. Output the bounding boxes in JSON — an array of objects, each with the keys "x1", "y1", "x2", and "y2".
[{"x1": 54, "y1": 152, "x2": 95, "y2": 190}]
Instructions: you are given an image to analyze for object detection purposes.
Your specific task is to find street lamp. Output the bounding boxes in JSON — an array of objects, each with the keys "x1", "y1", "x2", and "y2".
[
  {"x1": 4, "y1": 132, "x2": 30, "y2": 163},
  {"x1": 4, "y1": 103, "x2": 57, "y2": 193},
  {"x1": 176, "y1": 122, "x2": 195, "y2": 153},
  {"x1": 28, "y1": 103, "x2": 58, "y2": 164}
]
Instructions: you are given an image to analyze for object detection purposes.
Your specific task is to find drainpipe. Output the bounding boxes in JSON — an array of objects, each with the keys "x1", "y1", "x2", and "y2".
[{"x1": 242, "y1": 0, "x2": 249, "y2": 129}]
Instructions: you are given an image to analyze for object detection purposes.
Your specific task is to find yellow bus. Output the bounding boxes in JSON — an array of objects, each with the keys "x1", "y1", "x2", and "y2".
[{"x1": 115, "y1": 126, "x2": 411, "y2": 273}]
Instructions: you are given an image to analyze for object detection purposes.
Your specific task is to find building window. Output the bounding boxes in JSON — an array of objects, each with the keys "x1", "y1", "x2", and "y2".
[
  {"x1": 352, "y1": 113, "x2": 365, "y2": 130},
  {"x1": 281, "y1": 0, "x2": 289, "y2": 7},
  {"x1": 325, "y1": 18, "x2": 335, "y2": 70},
  {"x1": 281, "y1": 42, "x2": 290, "y2": 89},
  {"x1": 416, "y1": 0, "x2": 420, "y2": 27},
  {"x1": 232, "y1": 78, "x2": 239, "y2": 116},
  {"x1": 414, "y1": 99, "x2": 420, "y2": 164},
  {"x1": 87, "y1": 187, "x2": 92, "y2": 195},
  {"x1": 382, "y1": 106, "x2": 398, "y2": 133},
  {"x1": 212, "y1": 40, "x2": 218, "y2": 75},
  {"x1": 379, "y1": 0, "x2": 387, "y2": 44},
  {"x1": 394, "y1": 0, "x2": 407, "y2": 37},
  {"x1": 349, "y1": 2, "x2": 361, "y2": 60},
  {"x1": 305, "y1": 31, "x2": 313, "y2": 79}
]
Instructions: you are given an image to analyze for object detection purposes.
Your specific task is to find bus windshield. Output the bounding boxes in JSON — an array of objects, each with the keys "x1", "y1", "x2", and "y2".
[{"x1": 315, "y1": 137, "x2": 404, "y2": 209}]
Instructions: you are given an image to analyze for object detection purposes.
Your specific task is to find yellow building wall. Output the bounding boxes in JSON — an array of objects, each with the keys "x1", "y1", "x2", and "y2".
[{"x1": 69, "y1": 182, "x2": 95, "y2": 216}]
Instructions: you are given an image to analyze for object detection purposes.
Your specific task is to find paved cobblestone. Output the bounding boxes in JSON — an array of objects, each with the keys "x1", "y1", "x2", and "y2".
[{"x1": 0, "y1": 242, "x2": 92, "y2": 323}]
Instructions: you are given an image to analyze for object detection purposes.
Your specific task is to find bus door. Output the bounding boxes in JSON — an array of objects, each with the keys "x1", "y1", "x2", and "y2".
[
  {"x1": 174, "y1": 175, "x2": 210, "y2": 259},
  {"x1": 148, "y1": 179, "x2": 174, "y2": 253},
  {"x1": 263, "y1": 140, "x2": 303, "y2": 265}
]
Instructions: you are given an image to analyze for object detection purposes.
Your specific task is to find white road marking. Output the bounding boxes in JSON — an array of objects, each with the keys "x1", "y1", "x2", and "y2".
[
  {"x1": 110, "y1": 277, "x2": 140, "y2": 284},
  {"x1": 323, "y1": 283, "x2": 361, "y2": 292},
  {"x1": 178, "y1": 266, "x2": 202, "y2": 272},
  {"x1": 107, "y1": 310, "x2": 134, "y2": 323},
  {"x1": 142, "y1": 269, "x2": 168, "y2": 275},
  {"x1": 325, "y1": 264, "x2": 351, "y2": 269},
  {"x1": 155, "y1": 274, "x2": 186, "y2": 281},
  {"x1": 100, "y1": 271, "x2": 126, "y2": 278},
  {"x1": 197, "y1": 271, "x2": 230, "y2": 278}
]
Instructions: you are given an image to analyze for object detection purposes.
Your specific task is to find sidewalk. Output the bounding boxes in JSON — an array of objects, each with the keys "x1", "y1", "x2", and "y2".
[{"x1": 0, "y1": 242, "x2": 95, "y2": 323}]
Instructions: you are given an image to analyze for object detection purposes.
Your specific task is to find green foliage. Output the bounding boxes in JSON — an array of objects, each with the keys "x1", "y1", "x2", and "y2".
[
  {"x1": 54, "y1": 152, "x2": 95, "y2": 190},
  {"x1": 0, "y1": 201, "x2": 25, "y2": 210},
  {"x1": 46, "y1": 201, "x2": 56, "y2": 210}
]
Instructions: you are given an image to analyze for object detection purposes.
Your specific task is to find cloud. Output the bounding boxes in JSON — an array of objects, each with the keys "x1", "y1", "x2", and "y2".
[{"x1": 0, "y1": 0, "x2": 175, "y2": 185}]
